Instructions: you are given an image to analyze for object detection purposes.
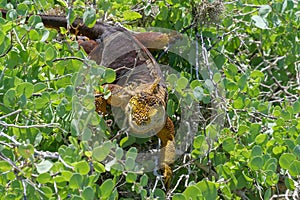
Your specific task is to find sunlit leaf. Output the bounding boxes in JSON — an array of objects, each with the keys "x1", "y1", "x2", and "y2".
[
  {"x1": 36, "y1": 160, "x2": 53, "y2": 174},
  {"x1": 252, "y1": 15, "x2": 269, "y2": 29}
]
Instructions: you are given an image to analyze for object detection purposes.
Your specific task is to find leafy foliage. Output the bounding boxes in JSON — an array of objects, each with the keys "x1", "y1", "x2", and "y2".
[{"x1": 0, "y1": 0, "x2": 299, "y2": 199}]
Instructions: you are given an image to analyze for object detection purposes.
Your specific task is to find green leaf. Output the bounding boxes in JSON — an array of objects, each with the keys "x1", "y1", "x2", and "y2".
[
  {"x1": 36, "y1": 160, "x2": 53, "y2": 174},
  {"x1": 251, "y1": 15, "x2": 269, "y2": 29},
  {"x1": 37, "y1": 173, "x2": 51, "y2": 184},
  {"x1": 100, "y1": 179, "x2": 115, "y2": 198},
  {"x1": 74, "y1": 161, "x2": 90, "y2": 175},
  {"x1": 205, "y1": 79, "x2": 215, "y2": 92},
  {"x1": 251, "y1": 145, "x2": 263, "y2": 157},
  {"x1": 6, "y1": 9, "x2": 17, "y2": 21},
  {"x1": 41, "y1": 186, "x2": 53, "y2": 198},
  {"x1": 69, "y1": 173, "x2": 83, "y2": 189},
  {"x1": 103, "y1": 68, "x2": 116, "y2": 83},
  {"x1": 125, "y1": 172, "x2": 137, "y2": 183},
  {"x1": 226, "y1": 64, "x2": 238, "y2": 77},
  {"x1": 183, "y1": 185, "x2": 202, "y2": 199},
  {"x1": 18, "y1": 144, "x2": 34, "y2": 158},
  {"x1": 279, "y1": 153, "x2": 296, "y2": 169},
  {"x1": 154, "y1": 188, "x2": 166, "y2": 199},
  {"x1": 255, "y1": 134, "x2": 267, "y2": 144},
  {"x1": 172, "y1": 194, "x2": 187, "y2": 200},
  {"x1": 92, "y1": 141, "x2": 112, "y2": 162},
  {"x1": 193, "y1": 86, "x2": 204, "y2": 101},
  {"x1": 167, "y1": 74, "x2": 178, "y2": 88},
  {"x1": 293, "y1": 145, "x2": 300, "y2": 158},
  {"x1": 293, "y1": 101, "x2": 300, "y2": 114},
  {"x1": 126, "y1": 147, "x2": 137, "y2": 160},
  {"x1": 93, "y1": 162, "x2": 105, "y2": 173},
  {"x1": 250, "y1": 70, "x2": 264, "y2": 79},
  {"x1": 65, "y1": 85, "x2": 74, "y2": 99},
  {"x1": 0, "y1": 161, "x2": 12, "y2": 172},
  {"x1": 45, "y1": 46, "x2": 56, "y2": 61},
  {"x1": 214, "y1": 54, "x2": 225, "y2": 69},
  {"x1": 196, "y1": 180, "x2": 218, "y2": 200},
  {"x1": 41, "y1": 30, "x2": 50, "y2": 42},
  {"x1": 157, "y1": 6, "x2": 168, "y2": 20},
  {"x1": 3, "y1": 89, "x2": 16, "y2": 107},
  {"x1": 264, "y1": 188, "x2": 272, "y2": 200},
  {"x1": 125, "y1": 157, "x2": 135, "y2": 171},
  {"x1": 34, "y1": 83, "x2": 47, "y2": 93},
  {"x1": 115, "y1": 147, "x2": 123, "y2": 160},
  {"x1": 16, "y1": 82, "x2": 34, "y2": 98},
  {"x1": 29, "y1": 29, "x2": 40, "y2": 41},
  {"x1": 17, "y1": 3, "x2": 29, "y2": 15},
  {"x1": 284, "y1": 177, "x2": 295, "y2": 190},
  {"x1": 83, "y1": 8, "x2": 96, "y2": 28},
  {"x1": 176, "y1": 77, "x2": 189, "y2": 90},
  {"x1": 193, "y1": 135, "x2": 205, "y2": 149},
  {"x1": 123, "y1": 10, "x2": 142, "y2": 21},
  {"x1": 259, "y1": 5, "x2": 272, "y2": 18},
  {"x1": 272, "y1": 146, "x2": 285, "y2": 155},
  {"x1": 61, "y1": 171, "x2": 73, "y2": 181},
  {"x1": 237, "y1": 75, "x2": 247, "y2": 90},
  {"x1": 213, "y1": 72, "x2": 222, "y2": 83},
  {"x1": 242, "y1": 170, "x2": 253, "y2": 182},
  {"x1": 53, "y1": 176, "x2": 66, "y2": 183},
  {"x1": 249, "y1": 156, "x2": 264, "y2": 170},
  {"x1": 140, "y1": 174, "x2": 148, "y2": 187},
  {"x1": 289, "y1": 160, "x2": 300, "y2": 176},
  {"x1": 250, "y1": 124, "x2": 261, "y2": 135},
  {"x1": 222, "y1": 137, "x2": 235, "y2": 152},
  {"x1": 82, "y1": 186, "x2": 95, "y2": 200},
  {"x1": 233, "y1": 96, "x2": 244, "y2": 109}
]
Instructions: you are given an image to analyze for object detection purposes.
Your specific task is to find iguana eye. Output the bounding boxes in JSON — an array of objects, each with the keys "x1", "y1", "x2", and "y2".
[{"x1": 140, "y1": 121, "x2": 146, "y2": 126}]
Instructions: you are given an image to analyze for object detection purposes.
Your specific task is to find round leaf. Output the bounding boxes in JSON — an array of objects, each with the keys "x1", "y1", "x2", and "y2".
[
  {"x1": 36, "y1": 160, "x2": 53, "y2": 174},
  {"x1": 74, "y1": 161, "x2": 90, "y2": 175},
  {"x1": 0, "y1": 161, "x2": 12, "y2": 172},
  {"x1": 16, "y1": 82, "x2": 34, "y2": 98},
  {"x1": 37, "y1": 173, "x2": 51, "y2": 184},
  {"x1": 279, "y1": 153, "x2": 296, "y2": 169},
  {"x1": 82, "y1": 186, "x2": 95, "y2": 200},
  {"x1": 92, "y1": 141, "x2": 112, "y2": 162},
  {"x1": 100, "y1": 179, "x2": 115, "y2": 198},
  {"x1": 69, "y1": 173, "x2": 83, "y2": 189},
  {"x1": 249, "y1": 156, "x2": 264, "y2": 170},
  {"x1": 83, "y1": 8, "x2": 96, "y2": 28},
  {"x1": 289, "y1": 160, "x2": 300, "y2": 176}
]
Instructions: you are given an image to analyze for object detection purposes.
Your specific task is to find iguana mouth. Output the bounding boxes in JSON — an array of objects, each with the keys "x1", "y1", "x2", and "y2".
[{"x1": 125, "y1": 93, "x2": 166, "y2": 137}]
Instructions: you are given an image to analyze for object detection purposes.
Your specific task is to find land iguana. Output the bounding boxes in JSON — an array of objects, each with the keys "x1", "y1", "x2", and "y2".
[{"x1": 0, "y1": 9, "x2": 177, "y2": 187}]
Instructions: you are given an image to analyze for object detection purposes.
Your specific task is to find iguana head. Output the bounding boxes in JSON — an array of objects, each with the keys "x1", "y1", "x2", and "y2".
[{"x1": 125, "y1": 92, "x2": 166, "y2": 137}]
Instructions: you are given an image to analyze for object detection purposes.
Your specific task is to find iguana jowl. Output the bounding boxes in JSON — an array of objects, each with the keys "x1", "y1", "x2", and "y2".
[{"x1": 0, "y1": 9, "x2": 176, "y2": 187}]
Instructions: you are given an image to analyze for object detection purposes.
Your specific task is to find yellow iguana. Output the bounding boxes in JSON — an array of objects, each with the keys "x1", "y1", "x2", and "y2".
[{"x1": 0, "y1": 9, "x2": 177, "y2": 187}]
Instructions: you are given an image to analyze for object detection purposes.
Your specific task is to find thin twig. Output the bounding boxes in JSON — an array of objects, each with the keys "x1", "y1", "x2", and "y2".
[
  {"x1": 0, "y1": 121, "x2": 60, "y2": 129},
  {"x1": 0, "y1": 109, "x2": 22, "y2": 120}
]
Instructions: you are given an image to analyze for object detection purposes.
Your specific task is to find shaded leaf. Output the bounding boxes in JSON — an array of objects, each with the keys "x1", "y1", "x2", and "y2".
[
  {"x1": 100, "y1": 179, "x2": 115, "y2": 198},
  {"x1": 69, "y1": 173, "x2": 83, "y2": 189}
]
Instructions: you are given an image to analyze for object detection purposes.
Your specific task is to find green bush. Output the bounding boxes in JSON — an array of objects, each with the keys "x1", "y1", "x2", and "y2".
[{"x1": 0, "y1": 0, "x2": 299, "y2": 199}]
